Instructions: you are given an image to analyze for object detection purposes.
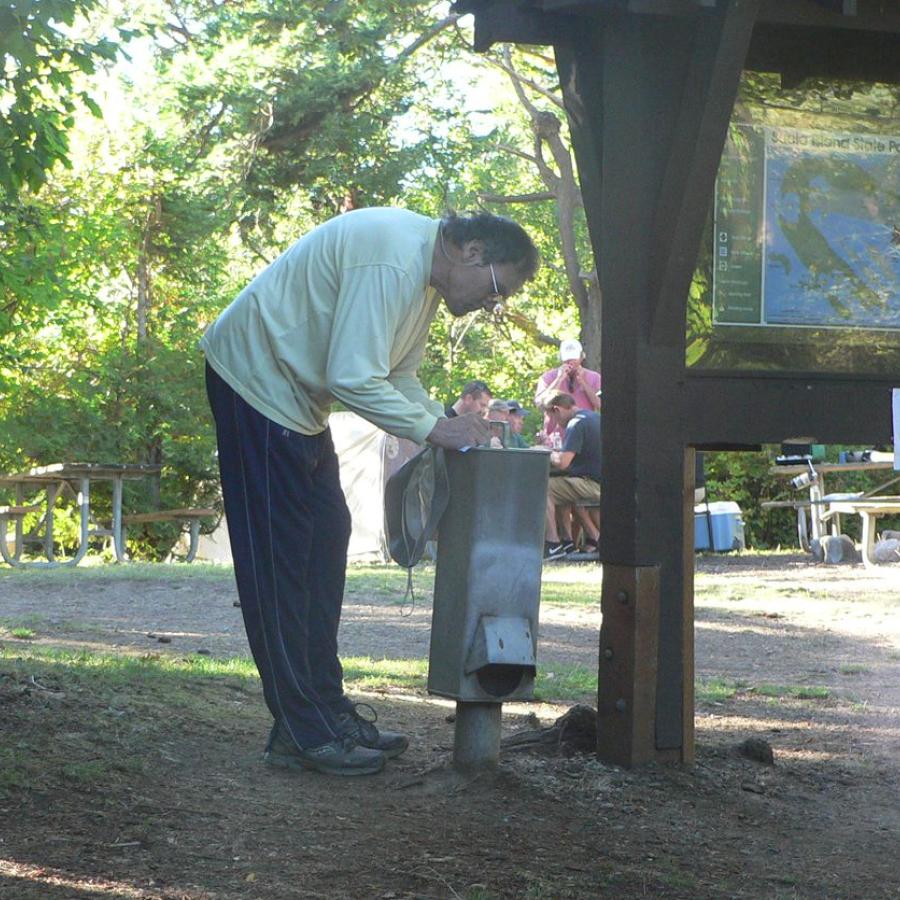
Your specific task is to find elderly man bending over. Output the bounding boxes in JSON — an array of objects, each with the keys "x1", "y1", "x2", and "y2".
[
  {"x1": 201, "y1": 208, "x2": 539, "y2": 776},
  {"x1": 543, "y1": 392, "x2": 602, "y2": 561}
]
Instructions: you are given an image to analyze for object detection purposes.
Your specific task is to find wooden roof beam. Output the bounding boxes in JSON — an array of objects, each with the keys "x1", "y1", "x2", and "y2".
[{"x1": 536, "y1": 0, "x2": 899, "y2": 30}]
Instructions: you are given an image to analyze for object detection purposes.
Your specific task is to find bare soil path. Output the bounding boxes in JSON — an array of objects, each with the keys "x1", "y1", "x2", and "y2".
[{"x1": 1, "y1": 553, "x2": 899, "y2": 898}]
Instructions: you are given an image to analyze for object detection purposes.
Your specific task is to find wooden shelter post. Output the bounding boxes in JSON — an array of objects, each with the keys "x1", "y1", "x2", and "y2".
[
  {"x1": 458, "y1": 0, "x2": 900, "y2": 770},
  {"x1": 555, "y1": 4, "x2": 757, "y2": 765}
]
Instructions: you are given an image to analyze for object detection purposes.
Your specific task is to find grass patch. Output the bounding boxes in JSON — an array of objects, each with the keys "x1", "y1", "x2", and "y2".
[
  {"x1": 839, "y1": 664, "x2": 869, "y2": 675},
  {"x1": 344, "y1": 657, "x2": 600, "y2": 703},
  {"x1": 0, "y1": 614, "x2": 48, "y2": 631},
  {"x1": 0, "y1": 645, "x2": 263, "y2": 799},
  {"x1": 540, "y1": 563, "x2": 601, "y2": 597},
  {"x1": 534, "y1": 662, "x2": 597, "y2": 702},
  {"x1": 345, "y1": 563, "x2": 433, "y2": 601},
  {"x1": 0, "y1": 559, "x2": 234, "y2": 583},
  {"x1": 8, "y1": 627, "x2": 36, "y2": 639},
  {"x1": 342, "y1": 656, "x2": 428, "y2": 692},
  {"x1": 0, "y1": 558, "x2": 602, "y2": 607},
  {"x1": 344, "y1": 562, "x2": 601, "y2": 607},
  {"x1": 539, "y1": 580, "x2": 600, "y2": 606},
  {"x1": 694, "y1": 583, "x2": 760, "y2": 603},
  {"x1": 750, "y1": 683, "x2": 830, "y2": 700},
  {"x1": 696, "y1": 677, "x2": 746, "y2": 703},
  {"x1": 1, "y1": 615, "x2": 98, "y2": 639},
  {"x1": 696, "y1": 678, "x2": 831, "y2": 703},
  {"x1": 0, "y1": 644, "x2": 258, "y2": 702}
]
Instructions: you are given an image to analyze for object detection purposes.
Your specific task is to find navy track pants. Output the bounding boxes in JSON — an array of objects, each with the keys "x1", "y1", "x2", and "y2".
[{"x1": 205, "y1": 363, "x2": 353, "y2": 749}]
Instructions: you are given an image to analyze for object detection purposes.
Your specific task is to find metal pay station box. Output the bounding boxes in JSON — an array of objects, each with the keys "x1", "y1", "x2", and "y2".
[{"x1": 428, "y1": 447, "x2": 550, "y2": 703}]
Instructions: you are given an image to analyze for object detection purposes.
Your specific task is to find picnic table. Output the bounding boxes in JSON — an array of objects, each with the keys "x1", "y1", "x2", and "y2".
[
  {"x1": 764, "y1": 458, "x2": 900, "y2": 567},
  {"x1": 0, "y1": 463, "x2": 162, "y2": 567}
]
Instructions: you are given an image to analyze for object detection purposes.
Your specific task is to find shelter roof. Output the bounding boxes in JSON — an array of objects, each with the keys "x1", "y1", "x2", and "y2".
[{"x1": 454, "y1": 0, "x2": 900, "y2": 84}]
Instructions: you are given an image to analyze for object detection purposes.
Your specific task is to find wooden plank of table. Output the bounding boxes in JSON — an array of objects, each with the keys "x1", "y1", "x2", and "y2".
[
  {"x1": 826, "y1": 497, "x2": 900, "y2": 515},
  {"x1": 769, "y1": 461, "x2": 895, "y2": 477},
  {"x1": 0, "y1": 464, "x2": 162, "y2": 486},
  {"x1": 0, "y1": 504, "x2": 42, "y2": 516},
  {"x1": 25, "y1": 463, "x2": 162, "y2": 479},
  {"x1": 123, "y1": 508, "x2": 216, "y2": 524}
]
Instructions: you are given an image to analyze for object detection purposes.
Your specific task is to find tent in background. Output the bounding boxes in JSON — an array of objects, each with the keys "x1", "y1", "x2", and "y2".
[
  {"x1": 194, "y1": 411, "x2": 421, "y2": 563},
  {"x1": 329, "y1": 411, "x2": 421, "y2": 561}
]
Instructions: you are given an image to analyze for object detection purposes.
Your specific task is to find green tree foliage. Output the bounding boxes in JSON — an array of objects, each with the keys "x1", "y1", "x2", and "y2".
[
  {"x1": 702, "y1": 450, "x2": 794, "y2": 549},
  {"x1": 0, "y1": 0, "x2": 135, "y2": 364},
  {"x1": 147, "y1": 0, "x2": 467, "y2": 234},
  {"x1": 0, "y1": 0, "x2": 125, "y2": 197},
  {"x1": 11, "y1": 4, "x2": 890, "y2": 558},
  {"x1": 0, "y1": 0, "x2": 514, "y2": 557}
]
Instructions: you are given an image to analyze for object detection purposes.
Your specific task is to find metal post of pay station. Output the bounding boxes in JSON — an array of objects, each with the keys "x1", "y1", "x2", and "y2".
[{"x1": 427, "y1": 446, "x2": 550, "y2": 768}]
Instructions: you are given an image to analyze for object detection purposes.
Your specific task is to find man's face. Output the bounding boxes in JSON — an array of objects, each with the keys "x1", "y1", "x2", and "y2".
[
  {"x1": 441, "y1": 250, "x2": 525, "y2": 317},
  {"x1": 562, "y1": 356, "x2": 582, "y2": 373},
  {"x1": 461, "y1": 391, "x2": 491, "y2": 417},
  {"x1": 509, "y1": 412, "x2": 524, "y2": 434},
  {"x1": 548, "y1": 404, "x2": 576, "y2": 428}
]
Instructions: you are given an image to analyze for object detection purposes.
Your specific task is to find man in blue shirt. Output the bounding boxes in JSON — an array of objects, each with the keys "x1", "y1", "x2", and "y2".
[{"x1": 543, "y1": 392, "x2": 602, "y2": 560}]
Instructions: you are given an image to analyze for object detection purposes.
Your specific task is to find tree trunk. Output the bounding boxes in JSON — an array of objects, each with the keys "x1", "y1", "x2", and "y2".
[{"x1": 484, "y1": 47, "x2": 601, "y2": 367}]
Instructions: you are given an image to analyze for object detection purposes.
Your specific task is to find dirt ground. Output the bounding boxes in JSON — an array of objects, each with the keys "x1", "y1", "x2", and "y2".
[{"x1": 1, "y1": 553, "x2": 899, "y2": 899}]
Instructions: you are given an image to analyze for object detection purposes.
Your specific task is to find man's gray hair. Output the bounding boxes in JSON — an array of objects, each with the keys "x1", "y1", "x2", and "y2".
[{"x1": 441, "y1": 211, "x2": 540, "y2": 281}]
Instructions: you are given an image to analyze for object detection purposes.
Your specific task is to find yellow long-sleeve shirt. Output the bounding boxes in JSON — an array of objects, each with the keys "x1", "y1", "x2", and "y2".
[{"x1": 200, "y1": 208, "x2": 445, "y2": 444}]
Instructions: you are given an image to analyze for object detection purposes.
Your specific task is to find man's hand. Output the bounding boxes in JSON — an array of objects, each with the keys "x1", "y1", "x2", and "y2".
[
  {"x1": 427, "y1": 414, "x2": 492, "y2": 450},
  {"x1": 550, "y1": 449, "x2": 575, "y2": 471}
]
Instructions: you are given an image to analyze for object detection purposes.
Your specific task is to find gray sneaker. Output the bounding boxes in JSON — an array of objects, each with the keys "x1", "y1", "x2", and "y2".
[
  {"x1": 263, "y1": 722, "x2": 385, "y2": 776},
  {"x1": 334, "y1": 703, "x2": 409, "y2": 759}
]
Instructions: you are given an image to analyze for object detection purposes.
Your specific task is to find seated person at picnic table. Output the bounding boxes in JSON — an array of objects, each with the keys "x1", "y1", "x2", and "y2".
[
  {"x1": 506, "y1": 400, "x2": 530, "y2": 448},
  {"x1": 484, "y1": 398, "x2": 530, "y2": 448},
  {"x1": 534, "y1": 338, "x2": 601, "y2": 448},
  {"x1": 543, "y1": 392, "x2": 602, "y2": 561},
  {"x1": 445, "y1": 380, "x2": 493, "y2": 419},
  {"x1": 486, "y1": 397, "x2": 510, "y2": 447},
  {"x1": 487, "y1": 397, "x2": 510, "y2": 423}
]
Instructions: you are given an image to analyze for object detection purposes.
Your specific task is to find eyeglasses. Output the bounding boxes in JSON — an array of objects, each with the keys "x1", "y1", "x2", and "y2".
[{"x1": 486, "y1": 262, "x2": 506, "y2": 315}]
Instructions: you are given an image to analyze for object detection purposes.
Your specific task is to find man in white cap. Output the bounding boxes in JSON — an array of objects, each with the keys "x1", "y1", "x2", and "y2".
[{"x1": 534, "y1": 338, "x2": 601, "y2": 447}]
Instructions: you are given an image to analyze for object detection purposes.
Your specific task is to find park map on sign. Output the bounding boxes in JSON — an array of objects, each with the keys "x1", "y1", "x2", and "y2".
[{"x1": 714, "y1": 125, "x2": 900, "y2": 330}]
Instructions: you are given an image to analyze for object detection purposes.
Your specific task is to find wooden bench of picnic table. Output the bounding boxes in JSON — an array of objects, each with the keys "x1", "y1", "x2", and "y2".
[
  {"x1": 0, "y1": 504, "x2": 43, "y2": 565},
  {"x1": 762, "y1": 495, "x2": 900, "y2": 567},
  {"x1": 818, "y1": 496, "x2": 900, "y2": 569},
  {"x1": 0, "y1": 503, "x2": 42, "y2": 520},
  {"x1": 122, "y1": 508, "x2": 216, "y2": 563}
]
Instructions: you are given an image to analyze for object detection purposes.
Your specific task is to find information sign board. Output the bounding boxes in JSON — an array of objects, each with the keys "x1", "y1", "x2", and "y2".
[{"x1": 714, "y1": 124, "x2": 900, "y2": 331}]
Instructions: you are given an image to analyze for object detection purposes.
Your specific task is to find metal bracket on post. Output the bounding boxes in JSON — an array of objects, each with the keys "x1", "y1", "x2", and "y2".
[{"x1": 597, "y1": 564, "x2": 660, "y2": 767}]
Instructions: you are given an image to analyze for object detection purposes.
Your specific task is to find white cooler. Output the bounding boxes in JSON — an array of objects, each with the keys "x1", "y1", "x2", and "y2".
[{"x1": 694, "y1": 500, "x2": 746, "y2": 552}]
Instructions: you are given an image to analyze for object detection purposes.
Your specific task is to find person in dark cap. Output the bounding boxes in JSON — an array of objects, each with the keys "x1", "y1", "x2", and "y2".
[{"x1": 505, "y1": 400, "x2": 530, "y2": 448}]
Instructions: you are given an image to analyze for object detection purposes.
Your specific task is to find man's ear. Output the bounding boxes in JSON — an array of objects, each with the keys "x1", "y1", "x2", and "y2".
[{"x1": 460, "y1": 239, "x2": 484, "y2": 265}]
